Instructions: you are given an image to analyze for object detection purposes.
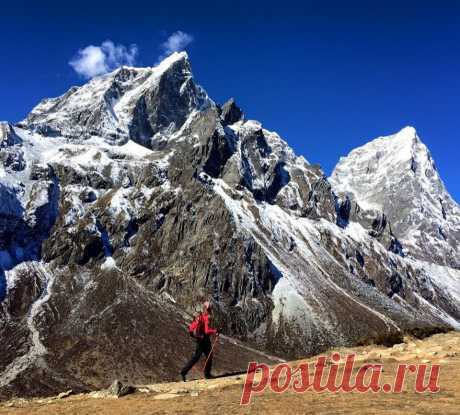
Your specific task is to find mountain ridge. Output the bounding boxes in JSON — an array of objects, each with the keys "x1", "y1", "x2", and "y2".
[
  {"x1": 0, "y1": 53, "x2": 459, "y2": 399},
  {"x1": 331, "y1": 125, "x2": 460, "y2": 269}
]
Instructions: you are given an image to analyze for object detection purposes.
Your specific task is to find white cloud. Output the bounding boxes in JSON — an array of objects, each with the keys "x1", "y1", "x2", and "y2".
[
  {"x1": 69, "y1": 41, "x2": 138, "y2": 78},
  {"x1": 160, "y1": 31, "x2": 193, "y2": 58}
]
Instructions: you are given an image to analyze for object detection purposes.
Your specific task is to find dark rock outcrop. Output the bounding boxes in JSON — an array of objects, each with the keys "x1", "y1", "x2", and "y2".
[{"x1": 220, "y1": 98, "x2": 243, "y2": 126}]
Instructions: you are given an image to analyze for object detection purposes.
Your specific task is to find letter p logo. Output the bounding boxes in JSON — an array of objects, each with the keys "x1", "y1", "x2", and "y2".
[{"x1": 240, "y1": 362, "x2": 270, "y2": 405}]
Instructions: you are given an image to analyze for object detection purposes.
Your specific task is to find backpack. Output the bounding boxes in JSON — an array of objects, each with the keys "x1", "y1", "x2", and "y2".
[{"x1": 188, "y1": 313, "x2": 204, "y2": 338}]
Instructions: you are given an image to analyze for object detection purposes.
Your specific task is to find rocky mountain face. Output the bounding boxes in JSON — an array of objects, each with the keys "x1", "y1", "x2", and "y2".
[
  {"x1": 330, "y1": 126, "x2": 460, "y2": 269},
  {"x1": 1, "y1": 52, "x2": 459, "y2": 399}
]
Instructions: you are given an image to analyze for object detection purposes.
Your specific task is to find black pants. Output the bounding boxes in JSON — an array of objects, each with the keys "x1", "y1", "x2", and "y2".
[{"x1": 181, "y1": 336, "x2": 213, "y2": 377}]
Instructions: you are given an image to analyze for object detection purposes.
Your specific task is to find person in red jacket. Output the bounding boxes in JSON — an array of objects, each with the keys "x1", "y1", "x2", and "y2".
[{"x1": 181, "y1": 301, "x2": 219, "y2": 381}]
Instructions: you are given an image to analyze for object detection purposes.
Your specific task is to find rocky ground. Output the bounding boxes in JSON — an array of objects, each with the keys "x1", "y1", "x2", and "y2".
[{"x1": 1, "y1": 331, "x2": 459, "y2": 414}]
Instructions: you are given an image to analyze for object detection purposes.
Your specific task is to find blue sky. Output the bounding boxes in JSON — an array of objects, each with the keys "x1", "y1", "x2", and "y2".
[{"x1": 1, "y1": 1, "x2": 459, "y2": 201}]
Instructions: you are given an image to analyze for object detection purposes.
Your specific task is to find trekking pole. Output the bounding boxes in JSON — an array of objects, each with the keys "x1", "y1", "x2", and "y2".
[{"x1": 202, "y1": 334, "x2": 219, "y2": 378}]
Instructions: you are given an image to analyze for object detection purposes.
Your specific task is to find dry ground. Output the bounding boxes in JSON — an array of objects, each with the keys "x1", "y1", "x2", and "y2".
[{"x1": 1, "y1": 331, "x2": 459, "y2": 414}]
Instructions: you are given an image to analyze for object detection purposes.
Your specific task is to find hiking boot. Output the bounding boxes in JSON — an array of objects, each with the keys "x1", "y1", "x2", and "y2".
[
  {"x1": 204, "y1": 373, "x2": 214, "y2": 379},
  {"x1": 180, "y1": 372, "x2": 186, "y2": 382}
]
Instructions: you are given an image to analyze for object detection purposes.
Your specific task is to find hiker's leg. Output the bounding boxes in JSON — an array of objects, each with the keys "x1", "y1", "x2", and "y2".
[
  {"x1": 203, "y1": 338, "x2": 213, "y2": 378},
  {"x1": 181, "y1": 341, "x2": 203, "y2": 376}
]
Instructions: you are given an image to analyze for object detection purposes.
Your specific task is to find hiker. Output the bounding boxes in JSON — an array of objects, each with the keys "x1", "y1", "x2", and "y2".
[{"x1": 181, "y1": 301, "x2": 219, "y2": 381}]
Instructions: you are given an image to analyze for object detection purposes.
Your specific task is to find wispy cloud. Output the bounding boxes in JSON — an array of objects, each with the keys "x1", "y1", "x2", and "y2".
[
  {"x1": 159, "y1": 31, "x2": 193, "y2": 59},
  {"x1": 69, "y1": 41, "x2": 138, "y2": 78}
]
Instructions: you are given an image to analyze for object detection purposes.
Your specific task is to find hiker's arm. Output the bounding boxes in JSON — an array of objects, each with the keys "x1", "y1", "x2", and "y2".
[{"x1": 204, "y1": 316, "x2": 217, "y2": 335}]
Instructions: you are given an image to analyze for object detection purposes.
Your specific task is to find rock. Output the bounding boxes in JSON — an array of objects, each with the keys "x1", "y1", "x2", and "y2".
[
  {"x1": 0, "y1": 147, "x2": 26, "y2": 171},
  {"x1": 392, "y1": 344, "x2": 407, "y2": 351},
  {"x1": 302, "y1": 177, "x2": 336, "y2": 221},
  {"x1": 122, "y1": 175, "x2": 131, "y2": 188},
  {"x1": 109, "y1": 380, "x2": 136, "y2": 398},
  {"x1": 0, "y1": 122, "x2": 22, "y2": 147},
  {"x1": 220, "y1": 98, "x2": 243, "y2": 126},
  {"x1": 57, "y1": 390, "x2": 73, "y2": 399}
]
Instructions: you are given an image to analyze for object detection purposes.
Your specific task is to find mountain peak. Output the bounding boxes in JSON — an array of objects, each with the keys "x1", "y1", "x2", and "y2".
[
  {"x1": 19, "y1": 51, "x2": 210, "y2": 147},
  {"x1": 156, "y1": 51, "x2": 189, "y2": 67},
  {"x1": 109, "y1": 51, "x2": 189, "y2": 78},
  {"x1": 395, "y1": 125, "x2": 417, "y2": 139},
  {"x1": 220, "y1": 98, "x2": 243, "y2": 125},
  {"x1": 335, "y1": 127, "x2": 426, "y2": 177},
  {"x1": 331, "y1": 128, "x2": 460, "y2": 268},
  {"x1": 386, "y1": 126, "x2": 421, "y2": 149}
]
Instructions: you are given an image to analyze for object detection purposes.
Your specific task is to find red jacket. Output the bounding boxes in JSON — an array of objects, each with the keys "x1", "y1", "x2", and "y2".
[{"x1": 200, "y1": 312, "x2": 217, "y2": 336}]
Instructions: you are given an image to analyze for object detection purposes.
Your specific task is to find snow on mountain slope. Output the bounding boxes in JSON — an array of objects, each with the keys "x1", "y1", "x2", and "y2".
[
  {"x1": 0, "y1": 263, "x2": 55, "y2": 388},
  {"x1": 19, "y1": 52, "x2": 212, "y2": 148},
  {"x1": 0, "y1": 122, "x2": 168, "y2": 276},
  {"x1": 331, "y1": 126, "x2": 460, "y2": 269},
  {"x1": 209, "y1": 118, "x2": 460, "y2": 347}
]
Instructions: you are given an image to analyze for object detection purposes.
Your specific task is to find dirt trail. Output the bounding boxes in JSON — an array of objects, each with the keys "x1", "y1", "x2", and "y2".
[{"x1": 1, "y1": 331, "x2": 460, "y2": 414}]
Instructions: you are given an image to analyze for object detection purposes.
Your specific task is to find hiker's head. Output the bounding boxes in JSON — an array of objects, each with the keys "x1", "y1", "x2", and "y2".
[{"x1": 203, "y1": 301, "x2": 212, "y2": 313}]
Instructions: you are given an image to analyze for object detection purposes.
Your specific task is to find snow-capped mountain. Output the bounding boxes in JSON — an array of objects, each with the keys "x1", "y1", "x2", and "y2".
[
  {"x1": 331, "y1": 126, "x2": 460, "y2": 269},
  {"x1": 1, "y1": 53, "x2": 459, "y2": 398},
  {"x1": 20, "y1": 52, "x2": 211, "y2": 149}
]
